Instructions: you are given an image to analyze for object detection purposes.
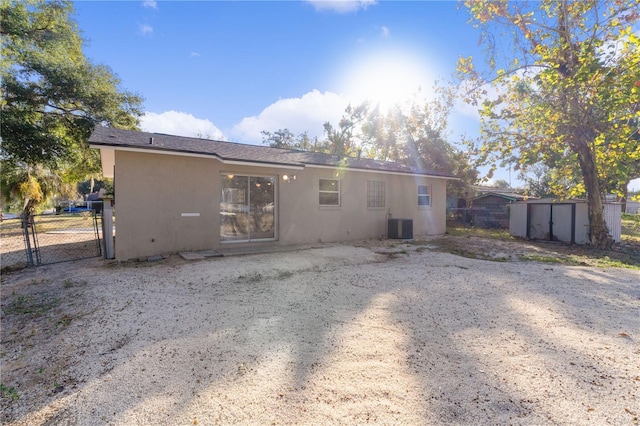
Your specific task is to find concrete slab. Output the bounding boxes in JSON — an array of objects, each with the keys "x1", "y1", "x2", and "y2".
[
  {"x1": 198, "y1": 249, "x2": 223, "y2": 258},
  {"x1": 217, "y1": 243, "x2": 331, "y2": 257},
  {"x1": 179, "y1": 252, "x2": 205, "y2": 260}
]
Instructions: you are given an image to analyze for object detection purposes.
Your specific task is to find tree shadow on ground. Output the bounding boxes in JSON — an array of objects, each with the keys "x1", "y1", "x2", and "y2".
[{"x1": 1, "y1": 244, "x2": 638, "y2": 424}]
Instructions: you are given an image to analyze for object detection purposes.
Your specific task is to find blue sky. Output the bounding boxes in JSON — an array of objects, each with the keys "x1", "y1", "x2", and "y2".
[{"x1": 73, "y1": 1, "x2": 638, "y2": 190}]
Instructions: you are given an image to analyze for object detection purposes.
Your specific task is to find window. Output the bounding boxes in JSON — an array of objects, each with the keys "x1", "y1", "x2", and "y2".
[
  {"x1": 220, "y1": 174, "x2": 275, "y2": 242},
  {"x1": 418, "y1": 185, "x2": 431, "y2": 207},
  {"x1": 367, "y1": 181, "x2": 385, "y2": 208},
  {"x1": 319, "y1": 179, "x2": 340, "y2": 206}
]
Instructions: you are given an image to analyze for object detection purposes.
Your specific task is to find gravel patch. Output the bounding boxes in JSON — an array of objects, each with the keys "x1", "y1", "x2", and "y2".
[{"x1": 1, "y1": 240, "x2": 639, "y2": 425}]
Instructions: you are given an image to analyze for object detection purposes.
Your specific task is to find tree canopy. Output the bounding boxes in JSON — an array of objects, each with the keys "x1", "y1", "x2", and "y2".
[
  {"x1": 1, "y1": 0, "x2": 142, "y2": 212},
  {"x1": 262, "y1": 90, "x2": 478, "y2": 197},
  {"x1": 458, "y1": 0, "x2": 640, "y2": 246}
]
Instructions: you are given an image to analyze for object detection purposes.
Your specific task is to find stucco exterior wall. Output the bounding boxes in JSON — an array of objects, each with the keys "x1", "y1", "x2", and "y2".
[
  {"x1": 114, "y1": 151, "x2": 220, "y2": 260},
  {"x1": 113, "y1": 151, "x2": 448, "y2": 260}
]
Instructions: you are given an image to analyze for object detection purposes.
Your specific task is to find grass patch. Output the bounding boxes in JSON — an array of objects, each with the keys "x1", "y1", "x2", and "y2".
[
  {"x1": 519, "y1": 254, "x2": 573, "y2": 264},
  {"x1": 0, "y1": 384, "x2": 19, "y2": 401},
  {"x1": 442, "y1": 223, "x2": 639, "y2": 269},
  {"x1": 5, "y1": 293, "x2": 60, "y2": 316},
  {"x1": 622, "y1": 213, "x2": 640, "y2": 243},
  {"x1": 446, "y1": 225, "x2": 512, "y2": 240}
]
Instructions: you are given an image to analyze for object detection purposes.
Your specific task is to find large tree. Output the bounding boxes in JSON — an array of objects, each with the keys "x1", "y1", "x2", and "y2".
[
  {"x1": 458, "y1": 0, "x2": 640, "y2": 247},
  {"x1": 360, "y1": 91, "x2": 478, "y2": 197},
  {"x1": 1, "y1": 0, "x2": 142, "y2": 213},
  {"x1": 261, "y1": 129, "x2": 320, "y2": 152}
]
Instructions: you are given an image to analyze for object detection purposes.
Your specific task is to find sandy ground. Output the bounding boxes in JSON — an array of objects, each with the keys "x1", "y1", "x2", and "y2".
[{"x1": 1, "y1": 238, "x2": 639, "y2": 425}]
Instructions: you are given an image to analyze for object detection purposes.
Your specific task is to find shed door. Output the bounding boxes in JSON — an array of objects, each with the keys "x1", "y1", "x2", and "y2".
[
  {"x1": 552, "y1": 204, "x2": 573, "y2": 242},
  {"x1": 528, "y1": 204, "x2": 551, "y2": 240},
  {"x1": 527, "y1": 203, "x2": 575, "y2": 243}
]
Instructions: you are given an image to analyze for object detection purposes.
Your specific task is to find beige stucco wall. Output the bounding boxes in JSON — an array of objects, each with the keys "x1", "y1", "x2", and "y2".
[
  {"x1": 114, "y1": 151, "x2": 220, "y2": 260},
  {"x1": 112, "y1": 150, "x2": 448, "y2": 260}
]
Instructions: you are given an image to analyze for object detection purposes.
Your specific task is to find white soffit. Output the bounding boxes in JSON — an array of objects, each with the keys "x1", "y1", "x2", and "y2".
[
  {"x1": 89, "y1": 145, "x2": 304, "y2": 171},
  {"x1": 99, "y1": 147, "x2": 115, "y2": 178}
]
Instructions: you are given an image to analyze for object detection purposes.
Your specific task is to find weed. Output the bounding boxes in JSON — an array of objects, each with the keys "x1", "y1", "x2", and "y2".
[
  {"x1": 247, "y1": 273, "x2": 263, "y2": 283},
  {"x1": 5, "y1": 293, "x2": 60, "y2": 316},
  {"x1": 57, "y1": 314, "x2": 73, "y2": 327},
  {"x1": 519, "y1": 254, "x2": 568, "y2": 264},
  {"x1": 277, "y1": 270, "x2": 294, "y2": 279},
  {"x1": 0, "y1": 384, "x2": 19, "y2": 401}
]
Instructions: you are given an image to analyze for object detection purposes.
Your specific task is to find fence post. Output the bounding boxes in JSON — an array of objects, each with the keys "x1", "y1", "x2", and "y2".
[
  {"x1": 21, "y1": 213, "x2": 34, "y2": 266},
  {"x1": 102, "y1": 199, "x2": 115, "y2": 259}
]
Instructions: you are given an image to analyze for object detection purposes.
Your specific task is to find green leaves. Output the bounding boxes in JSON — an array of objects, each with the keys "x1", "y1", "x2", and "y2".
[
  {"x1": 1, "y1": 0, "x2": 142, "y2": 168},
  {"x1": 1, "y1": 0, "x2": 142, "y2": 212},
  {"x1": 460, "y1": 0, "x2": 640, "y2": 246}
]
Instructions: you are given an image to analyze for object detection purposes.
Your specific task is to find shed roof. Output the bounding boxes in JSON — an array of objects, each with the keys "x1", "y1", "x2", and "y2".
[
  {"x1": 512, "y1": 197, "x2": 587, "y2": 204},
  {"x1": 470, "y1": 192, "x2": 527, "y2": 202},
  {"x1": 89, "y1": 126, "x2": 456, "y2": 178}
]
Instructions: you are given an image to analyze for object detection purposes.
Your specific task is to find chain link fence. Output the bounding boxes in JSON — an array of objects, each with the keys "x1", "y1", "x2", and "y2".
[
  {"x1": 1, "y1": 211, "x2": 102, "y2": 271},
  {"x1": 0, "y1": 217, "x2": 29, "y2": 270}
]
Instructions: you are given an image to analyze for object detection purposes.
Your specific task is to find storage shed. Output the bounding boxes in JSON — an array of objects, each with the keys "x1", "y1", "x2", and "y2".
[{"x1": 509, "y1": 199, "x2": 621, "y2": 244}]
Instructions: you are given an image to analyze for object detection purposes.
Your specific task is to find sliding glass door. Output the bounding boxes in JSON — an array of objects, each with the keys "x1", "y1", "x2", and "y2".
[{"x1": 220, "y1": 174, "x2": 275, "y2": 242}]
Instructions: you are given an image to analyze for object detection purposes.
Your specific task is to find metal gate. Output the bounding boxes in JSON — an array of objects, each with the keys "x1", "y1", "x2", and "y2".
[{"x1": 1, "y1": 211, "x2": 102, "y2": 269}]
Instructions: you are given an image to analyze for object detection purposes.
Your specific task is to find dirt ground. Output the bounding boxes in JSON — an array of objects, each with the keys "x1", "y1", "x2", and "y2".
[{"x1": 1, "y1": 236, "x2": 639, "y2": 425}]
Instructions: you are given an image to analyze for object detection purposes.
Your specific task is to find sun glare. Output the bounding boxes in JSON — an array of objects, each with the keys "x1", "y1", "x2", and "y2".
[{"x1": 339, "y1": 51, "x2": 436, "y2": 111}]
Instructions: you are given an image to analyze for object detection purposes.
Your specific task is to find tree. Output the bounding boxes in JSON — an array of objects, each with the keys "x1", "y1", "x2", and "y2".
[
  {"x1": 360, "y1": 89, "x2": 478, "y2": 197},
  {"x1": 260, "y1": 129, "x2": 318, "y2": 151},
  {"x1": 458, "y1": 0, "x2": 640, "y2": 247},
  {"x1": 493, "y1": 179, "x2": 510, "y2": 188},
  {"x1": 1, "y1": 0, "x2": 142, "y2": 213},
  {"x1": 323, "y1": 103, "x2": 369, "y2": 157},
  {"x1": 259, "y1": 90, "x2": 478, "y2": 196}
]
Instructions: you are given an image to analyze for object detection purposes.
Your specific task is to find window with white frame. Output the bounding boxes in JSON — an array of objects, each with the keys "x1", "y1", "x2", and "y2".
[
  {"x1": 367, "y1": 180, "x2": 385, "y2": 208},
  {"x1": 418, "y1": 185, "x2": 431, "y2": 207},
  {"x1": 319, "y1": 179, "x2": 340, "y2": 206}
]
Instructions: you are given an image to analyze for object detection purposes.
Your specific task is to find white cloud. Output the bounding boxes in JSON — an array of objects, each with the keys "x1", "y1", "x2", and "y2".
[
  {"x1": 140, "y1": 111, "x2": 225, "y2": 140},
  {"x1": 305, "y1": 0, "x2": 376, "y2": 13},
  {"x1": 142, "y1": 0, "x2": 157, "y2": 9},
  {"x1": 139, "y1": 24, "x2": 153, "y2": 35},
  {"x1": 190, "y1": 52, "x2": 201, "y2": 57},
  {"x1": 380, "y1": 26, "x2": 390, "y2": 38},
  {"x1": 231, "y1": 90, "x2": 353, "y2": 144}
]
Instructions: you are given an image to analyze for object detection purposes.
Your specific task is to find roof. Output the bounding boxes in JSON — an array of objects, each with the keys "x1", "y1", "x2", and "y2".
[
  {"x1": 473, "y1": 185, "x2": 520, "y2": 194},
  {"x1": 470, "y1": 192, "x2": 528, "y2": 202},
  {"x1": 88, "y1": 126, "x2": 456, "y2": 178},
  {"x1": 512, "y1": 197, "x2": 587, "y2": 204}
]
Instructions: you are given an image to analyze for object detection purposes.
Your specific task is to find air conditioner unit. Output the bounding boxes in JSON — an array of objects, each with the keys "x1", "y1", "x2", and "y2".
[{"x1": 388, "y1": 218, "x2": 413, "y2": 239}]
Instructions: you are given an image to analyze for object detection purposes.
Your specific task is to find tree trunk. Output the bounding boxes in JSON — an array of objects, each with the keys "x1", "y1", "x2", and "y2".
[{"x1": 575, "y1": 144, "x2": 613, "y2": 248}]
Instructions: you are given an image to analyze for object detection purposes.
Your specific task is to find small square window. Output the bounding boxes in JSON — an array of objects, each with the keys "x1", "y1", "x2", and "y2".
[
  {"x1": 319, "y1": 179, "x2": 340, "y2": 206},
  {"x1": 418, "y1": 185, "x2": 431, "y2": 207},
  {"x1": 367, "y1": 181, "x2": 385, "y2": 208}
]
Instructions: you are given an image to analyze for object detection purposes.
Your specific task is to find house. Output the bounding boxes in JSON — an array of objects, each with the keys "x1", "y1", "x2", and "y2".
[
  {"x1": 468, "y1": 192, "x2": 527, "y2": 229},
  {"x1": 509, "y1": 198, "x2": 622, "y2": 244},
  {"x1": 88, "y1": 126, "x2": 456, "y2": 260}
]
